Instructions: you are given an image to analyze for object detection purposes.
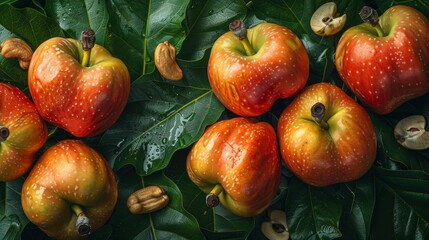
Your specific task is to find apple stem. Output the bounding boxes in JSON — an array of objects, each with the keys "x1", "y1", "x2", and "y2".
[
  {"x1": 311, "y1": 102, "x2": 329, "y2": 130},
  {"x1": 0, "y1": 126, "x2": 9, "y2": 142},
  {"x1": 229, "y1": 20, "x2": 256, "y2": 56},
  {"x1": 71, "y1": 204, "x2": 91, "y2": 236},
  {"x1": 81, "y1": 29, "x2": 95, "y2": 67},
  {"x1": 206, "y1": 184, "x2": 223, "y2": 208},
  {"x1": 359, "y1": 6, "x2": 384, "y2": 37}
]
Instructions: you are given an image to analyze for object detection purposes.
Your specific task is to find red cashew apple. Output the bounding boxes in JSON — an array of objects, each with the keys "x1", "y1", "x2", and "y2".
[
  {"x1": 28, "y1": 29, "x2": 130, "y2": 137},
  {"x1": 335, "y1": 5, "x2": 429, "y2": 114},
  {"x1": 208, "y1": 20, "x2": 309, "y2": 117},
  {"x1": 0, "y1": 82, "x2": 47, "y2": 181},
  {"x1": 278, "y1": 83, "x2": 377, "y2": 187},
  {"x1": 186, "y1": 117, "x2": 281, "y2": 217},
  {"x1": 21, "y1": 140, "x2": 118, "y2": 240}
]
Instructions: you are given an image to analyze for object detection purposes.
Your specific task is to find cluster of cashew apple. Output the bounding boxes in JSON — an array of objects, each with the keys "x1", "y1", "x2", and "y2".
[
  {"x1": 0, "y1": 29, "x2": 131, "y2": 239},
  {"x1": 186, "y1": 2, "x2": 429, "y2": 233}
]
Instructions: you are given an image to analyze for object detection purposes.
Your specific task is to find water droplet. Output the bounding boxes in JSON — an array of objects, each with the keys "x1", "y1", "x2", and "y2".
[
  {"x1": 116, "y1": 138, "x2": 126, "y2": 148},
  {"x1": 161, "y1": 138, "x2": 167, "y2": 144}
]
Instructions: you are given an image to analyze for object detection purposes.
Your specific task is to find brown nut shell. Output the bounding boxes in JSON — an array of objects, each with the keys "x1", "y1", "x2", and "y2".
[
  {"x1": 154, "y1": 41, "x2": 183, "y2": 81},
  {"x1": 127, "y1": 185, "x2": 169, "y2": 214},
  {"x1": 0, "y1": 38, "x2": 33, "y2": 69}
]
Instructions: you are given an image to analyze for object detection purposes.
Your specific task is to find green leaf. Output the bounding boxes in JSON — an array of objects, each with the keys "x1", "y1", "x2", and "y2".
[
  {"x1": 108, "y1": 168, "x2": 205, "y2": 240},
  {"x1": 0, "y1": 177, "x2": 28, "y2": 239},
  {"x1": 375, "y1": 0, "x2": 429, "y2": 17},
  {"x1": 0, "y1": 4, "x2": 64, "y2": 49},
  {"x1": 0, "y1": 0, "x2": 18, "y2": 5},
  {"x1": 0, "y1": 215, "x2": 21, "y2": 240},
  {"x1": 300, "y1": 34, "x2": 335, "y2": 83},
  {"x1": 105, "y1": 0, "x2": 190, "y2": 80},
  {"x1": 252, "y1": 0, "x2": 317, "y2": 37},
  {"x1": 98, "y1": 70, "x2": 224, "y2": 175},
  {"x1": 286, "y1": 178, "x2": 343, "y2": 240},
  {"x1": 164, "y1": 149, "x2": 255, "y2": 239},
  {"x1": 45, "y1": 0, "x2": 109, "y2": 45},
  {"x1": 340, "y1": 172, "x2": 376, "y2": 240},
  {"x1": 179, "y1": 0, "x2": 247, "y2": 61},
  {"x1": 373, "y1": 167, "x2": 429, "y2": 239}
]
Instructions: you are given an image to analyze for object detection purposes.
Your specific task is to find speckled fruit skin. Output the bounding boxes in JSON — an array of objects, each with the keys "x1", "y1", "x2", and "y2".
[
  {"x1": 21, "y1": 140, "x2": 118, "y2": 240},
  {"x1": 28, "y1": 37, "x2": 130, "y2": 137},
  {"x1": 335, "y1": 5, "x2": 429, "y2": 114},
  {"x1": 0, "y1": 83, "x2": 47, "y2": 181},
  {"x1": 186, "y1": 117, "x2": 281, "y2": 217},
  {"x1": 278, "y1": 83, "x2": 377, "y2": 187},
  {"x1": 208, "y1": 22, "x2": 309, "y2": 117}
]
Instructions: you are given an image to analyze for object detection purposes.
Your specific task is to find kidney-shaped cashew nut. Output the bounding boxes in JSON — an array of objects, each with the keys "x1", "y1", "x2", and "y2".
[
  {"x1": 0, "y1": 38, "x2": 33, "y2": 70},
  {"x1": 154, "y1": 41, "x2": 183, "y2": 81},
  {"x1": 311, "y1": 2, "x2": 347, "y2": 36},
  {"x1": 127, "y1": 185, "x2": 170, "y2": 214}
]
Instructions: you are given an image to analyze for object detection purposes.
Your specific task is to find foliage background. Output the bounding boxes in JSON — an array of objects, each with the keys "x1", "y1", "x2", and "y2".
[{"x1": 0, "y1": 0, "x2": 428, "y2": 239}]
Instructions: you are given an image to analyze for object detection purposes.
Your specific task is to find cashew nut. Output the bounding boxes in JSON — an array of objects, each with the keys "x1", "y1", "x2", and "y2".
[
  {"x1": 261, "y1": 210, "x2": 289, "y2": 240},
  {"x1": 127, "y1": 185, "x2": 169, "y2": 214},
  {"x1": 310, "y1": 2, "x2": 347, "y2": 36},
  {"x1": 0, "y1": 38, "x2": 33, "y2": 69},
  {"x1": 394, "y1": 115, "x2": 429, "y2": 150},
  {"x1": 154, "y1": 41, "x2": 183, "y2": 81}
]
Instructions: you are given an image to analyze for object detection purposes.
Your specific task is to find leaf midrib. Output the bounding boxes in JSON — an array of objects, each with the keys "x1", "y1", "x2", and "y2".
[
  {"x1": 375, "y1": 174, "x2": 429, "y2": 235},
  {"x1": 114, "y1": 90, "x2": 214, "y2": 160}
]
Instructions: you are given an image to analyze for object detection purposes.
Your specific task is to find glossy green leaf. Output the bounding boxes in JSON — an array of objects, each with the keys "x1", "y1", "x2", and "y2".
[
  {"x1": 45, "y1": 0, "x2": 109, "y2": 45},
  {"x1": 374, "y1": 167, "x2": 429, "y2": 239},
  {"x1": 108, "y1": 168, "x2": 204, "y2": 240},
  {"x1": 251, "y1": 0, "x2": 317, "y2": 37},
  {"x1": 0, "y1": 0, "x2": 17, "y2": 6},
  {"x1": 0, "y1": 4, "x2": 64, "y2": 48},
  {"x1": 340, "y1": 172, "x2": 376, "y2": 240},
  {"x1": 0, "y1": 177, "x2": 27, "y2": 240},
  {"x1": 300, "y1": 34, "x2": 335, "y2": 83},
  {"x1": 179, "y1": 0, "x2": 247, "y2": 61},
  {"x1": 0, "y1": 215, "x2": 20, "y2": 240},
  {"x1": 105, "y1": 0, "x2": 189, "y2": 80},
  {"x1": 98, "y1": 70, "x2": 224, "y2": 175},
  {"x1": 375, "y1": 0, "x2": 429, "y2": 17},
  {"x1": 285, "y1": 178, "x2": 343, "y2": 240}
]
